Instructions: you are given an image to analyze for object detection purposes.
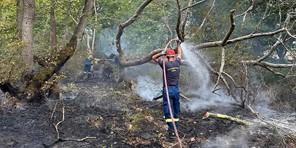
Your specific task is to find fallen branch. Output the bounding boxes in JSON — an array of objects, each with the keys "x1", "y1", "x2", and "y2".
[
  {"x1": 51, "y1": 99, "x2": 65, "y2": 139},
  {"x1": 202, "y1": 112, "x2": 252, "y2": 125},
  {"x1": 47, "y1": 98, "x2": 97, "y2": 147},
  {"x1": 180, "y1": 94, "x2": 192, "y2": 101},
  {"x1": 44, "y1": 136, "x2": 97, "y2": 147},
  {"x1": 153, "y1": 93, "x2": 192, "y2": 101},
  {"x1": 246, "y1": 105, "x2": 259, "y2": 117}
]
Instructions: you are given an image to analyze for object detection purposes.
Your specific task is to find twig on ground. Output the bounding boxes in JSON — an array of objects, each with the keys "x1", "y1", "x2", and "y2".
[{"x1": 47, "y1": 98, "x2": 97, "y2": 147}]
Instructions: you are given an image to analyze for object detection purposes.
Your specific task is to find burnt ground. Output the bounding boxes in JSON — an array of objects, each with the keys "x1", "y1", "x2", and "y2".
[{"x1": 0, "y1": 80, "x2": 295, "y2": 148}]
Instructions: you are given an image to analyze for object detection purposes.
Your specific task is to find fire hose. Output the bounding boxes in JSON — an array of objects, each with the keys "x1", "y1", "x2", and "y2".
[{"x1": 162, "y1": 38, "x2": 183, "y2": 148}]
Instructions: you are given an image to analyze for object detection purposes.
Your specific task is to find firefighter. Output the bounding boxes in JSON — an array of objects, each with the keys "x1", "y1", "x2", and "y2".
[
  {"x1": 82, "y1": 55, "x2": 93, "y2": 80},
  {"x1": 152, "y1": 40, "x2": 182, "y2": 139}
]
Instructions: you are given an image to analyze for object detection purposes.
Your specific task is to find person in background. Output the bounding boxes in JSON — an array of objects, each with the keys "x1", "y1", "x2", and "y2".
[
  {"x1": 82, "y1": 55, "x2": 93, "y2": 80},
  {"x1": 152, "y1": 40, "x2": 182, "y2": 139}
]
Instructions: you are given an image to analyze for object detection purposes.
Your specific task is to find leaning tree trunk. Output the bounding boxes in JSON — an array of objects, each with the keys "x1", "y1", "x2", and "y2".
[{"x1": 0, "y1": 0, "x2": 94, "y2": 101}]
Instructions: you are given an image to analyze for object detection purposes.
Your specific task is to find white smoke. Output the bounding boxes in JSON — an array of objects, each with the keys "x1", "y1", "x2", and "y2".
[
  {"x1": 134, "y1": 75, "x2": 162, "y2": 101},
  {"x1": 202, "y1": 128, "x2": 249, "y2": 148},
  {"x1": 124, "y1": 62, "x2": 163, "y2": 101},
  {"x1": 250, "y1": 91, "x2": 296, "y2": 134}
]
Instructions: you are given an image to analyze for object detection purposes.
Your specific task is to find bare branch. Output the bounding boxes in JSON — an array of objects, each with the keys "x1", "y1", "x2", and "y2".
[
  {"x1": 242, "y1": 60, "x2": 292, "y2": 77},
  {"x1": 242, "y1": 63, "x2": 250, "y2": 106},
  {"x1": 240, "y1": 33, "x2": 295, "y2": 77},
  {"x1": 257, "y1": 38, "x2": 281, "y2": 62},
  {"x1": 181, "y1": 0, "x2": 207, "y2": 12},
  {"x1": 275, "y1": 36, "x2": 296, "y2": 58},
  {"x1": 195, "y1": 28, "x2": 285, "y2": 49},
  {"x1": 91, "y1": 0, "x2": 98, "y2": 52},
  {"x1": 176, "y1": 0, "x2": 192, "y2": 42},
  {"x1": 253, "y1": 1, "x2": 271, "y2": 33},
  {"x1": 258, "y1": 61, "x2": 296, "y2": 69},
  {"x1": 221, "y1": 9, "x2": 236, "y2": 46},
  {"x1": 163, "y1": 16, "x2": 173, "y2": 38},
  {"x1": 213, "y1": 46, "x2": 225, "y2": 92},
  {"x1": 199, "y1": 0, "x2": 215, "y2": 29},
  {"x1": 234, "y1": 0, "x2": 254, "y2": 22},
  {"x1": 238, "y1": 11, "x2": 296, "y2": 75},
  {"x1": 222, "y1": 71, "x2": 246, "y2": 92},
  {"x1": 181, "y1": 0, "x2": 193, "y2": 41},
  {"x1": 257, "y1": 63, "x2": 286, "y2": 77},
  {"x1": 176, "y1": 0, "x2": 184, "y2": 42},
  {"x1": 285, "y1": 28, "x2": 296, "y2": 39},
  {"x1": 116, "y1": 0, "x2": 153, "y2": 56},
  {"x1": 119, "y1": 49, "x2": 163, "y2": 67}
]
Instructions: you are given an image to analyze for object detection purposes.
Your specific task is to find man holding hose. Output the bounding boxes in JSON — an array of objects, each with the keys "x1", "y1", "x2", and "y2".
[{"x1": 152, "y1": 40, "x2": 182, "y2": 139}]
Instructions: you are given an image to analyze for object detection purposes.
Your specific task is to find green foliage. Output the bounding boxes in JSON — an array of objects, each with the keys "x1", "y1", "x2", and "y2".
[
  {"x1": 0, "y1": 1, "x2": 18, "y2": 47},
  {"x1": 96, "y1": 0, "x2": 139, "y2": 28},
  {"x1": 0, "y1": 1, "x2": 25, "y2": 83},
  {"x1": 0, "y1": 42, "x2": 26, "y2": 83},
  {"x1": 34, "y1": 0, "x2": 85, "y2": 54}
]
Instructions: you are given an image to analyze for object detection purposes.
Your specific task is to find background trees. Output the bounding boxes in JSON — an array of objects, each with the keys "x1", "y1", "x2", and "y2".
[
  {"x1": 0, "y1": 0, "x2": 93, "y2": 100},
  {"x1": 0, "y1": 0, "x2": 295, "y2": 109}
]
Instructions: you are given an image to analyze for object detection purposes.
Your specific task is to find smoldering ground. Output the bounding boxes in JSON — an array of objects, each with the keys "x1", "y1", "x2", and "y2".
[{"x1": 128, "y1": 42, "x2": 296, "y2": 147}]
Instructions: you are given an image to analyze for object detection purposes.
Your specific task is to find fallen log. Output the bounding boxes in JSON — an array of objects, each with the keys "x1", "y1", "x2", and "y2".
[{"x1": 202, "y1": 112, "x2": 252, "y2": 126}]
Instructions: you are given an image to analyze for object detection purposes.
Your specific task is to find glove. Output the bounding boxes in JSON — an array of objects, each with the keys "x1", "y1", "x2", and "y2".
[{"x1": 160, "y1": 50, "x2": 166, "y2": 55}]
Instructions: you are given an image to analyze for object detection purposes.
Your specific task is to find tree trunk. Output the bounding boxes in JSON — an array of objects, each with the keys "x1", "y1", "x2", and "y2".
[
  {"x1": 50, "y1": 0, "x2": 58, "y2": 52},
  {"x1": 16, "y1": 0, "x2": 23, "y2": 39},
  {"x1": 18, "y1": 0, "x2": 35, "y2": 75}
]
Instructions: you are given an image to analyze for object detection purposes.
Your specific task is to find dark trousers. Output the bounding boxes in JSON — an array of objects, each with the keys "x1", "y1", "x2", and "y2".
[
  {"x1": 82, "y1": 64, "x2": 91, "y2": 79},
  {"x1": 162, "y1": 86, "x2": 180, "y2": 131},
  {"x1": 83, "y1": 64, "x2": 91, "y2": 73}
]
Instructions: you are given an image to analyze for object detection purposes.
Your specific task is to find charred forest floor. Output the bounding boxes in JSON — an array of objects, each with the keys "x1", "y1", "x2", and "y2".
[{"x1": 0, "y1": 79, "x2": 295, "y2": 148}]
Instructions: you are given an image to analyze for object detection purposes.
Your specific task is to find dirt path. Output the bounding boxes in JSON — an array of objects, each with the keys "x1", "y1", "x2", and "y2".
[{"x1": 0, "y1": 80, "x2": 294, "y2": 147}]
